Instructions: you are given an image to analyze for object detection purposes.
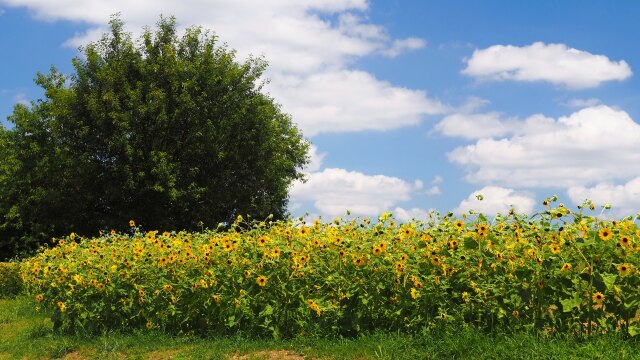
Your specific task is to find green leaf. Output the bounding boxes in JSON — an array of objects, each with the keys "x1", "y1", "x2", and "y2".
[
  {"x1": 227, "y1": 315, "x2": 236, "y2": 328},
  {"x1": 601, "y1": 273, "x2": 617, "y2": 291},
  {"x1": 259, "y1": 304, "x2": 274, "y2": 317},
  {"x1": 560, "y1": 296, "x2": 581, "y2": 313},
  {"x1": 629, "y1": 325, "x2": 640, "y2": 337}
]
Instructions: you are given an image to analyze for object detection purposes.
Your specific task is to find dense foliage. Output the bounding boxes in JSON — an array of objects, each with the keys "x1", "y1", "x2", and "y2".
[
  {"x1": 20, "y1": 198, "x2": 640, "y2": 338},
  {"x1": 0, "y1": 16, "x2": 309, "y2": 260},
  {"x1": 0, "y1": 262, "x2": 22, "y2": 298}
]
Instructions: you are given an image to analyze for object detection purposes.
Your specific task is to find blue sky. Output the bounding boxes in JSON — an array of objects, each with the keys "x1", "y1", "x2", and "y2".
[{"x1": 2, "y1": 1, "x2": 640, "y2": 221}]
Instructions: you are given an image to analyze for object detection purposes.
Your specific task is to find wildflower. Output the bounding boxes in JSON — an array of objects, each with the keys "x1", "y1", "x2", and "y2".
[
  {"x1": 599, "y1": 228, "x2": 612, "y2": 241},
  {"x1": 129, "y1": 220, "x2": 135, "y2": 227},
  {"x1": 512, "y1": 310, "x2": 520, "y2": 318},
  {"x1": 213, "y1": 295, "x2": 220, "y2": 303},
  {"x1": 110, "y1": 229, "x2": 116, "y2": 235},
  {"x1": 372, "y1": 246, "x2": 383, "y2": 256},
  {"x1": 146, "y1": 322, "x2": 153, "y2": 329},
  {"x1": 617, "y1": 264, "x2": 632, "y2": 277},
  {"x1": 461, "y1": 291, "x2": 469, "y2": 302},
  {"x1": 561, "y1": 263, "x2": 572, "y2": 272},
  {"x1": 244, "y1": 270, "x2": 251, "y2": 278},
  {"x1": 256, "y1": 275, "x2": 268, "y2": 287},
  {"x1": 35, "y1": 294, "x2": 44, "y2": 302},
  {"x1": 592, "y1": 292, "x2": 605, "y2": 304},
  {"x1": 354, "y1": 257, "x2": 365, "y2": 267},
  {"x1": 619, "y1": 236, "x2": 631, "y2": 247},
  {"x1": 549, "y1": 244, "x2": 561, "y2": 254},
  {"x1": 163, "y1": 284, "x2": 173, "y2": 292},
  {"x1": 57, "y1": 301, "x2": 66, "y2": 312},
  {"x1": 272, "y1": 247, "x2": 281, "y2": 257},
  {"x1": 69, "y1": 232, "x2": 76, "y2": 240},
  {"x1": 454, "y1": 220, "x2": 464, "y2": 232},
  {"x1": 410, "y1": 288, "x2": 420, "y2": 300},
  {"x1": 257, "y1": 235, "x2": 269, "y2": 246}
]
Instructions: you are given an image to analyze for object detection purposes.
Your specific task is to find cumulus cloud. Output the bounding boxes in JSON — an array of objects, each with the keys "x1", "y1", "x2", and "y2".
[
  {"x1": 269, "y1": 70, "x2": 447, "y2": 136},
  {"x1": 446, "y1": 106, "x2": 640, "y2": 188},
  {"x1": 393, "y1": 207, "x2": 431, "y2": 222},
  {"x1": 12, "y1": 92, "x2": 29, "y2": 106},
  {"x1": 425, "y1": 186, "x2": 441, "y2": 196},
  {"x1": 433, "y1": 112, "x2": 554, "y2": 140},
  {"x1": 304, "y1": 144, "x2": 326, "y2": 173},
  {"x1": 462, "y1": 42, "x2": 632, "y2": 89},
  {"x1": 567, "y1": 177, "x2": 640, "y2": 216},
  {"x1": 423, "y1": 175, "x2": 442, "y2": 196},
  {"x1": 561, "y1": 98, "x2": 602, "y2": 108},
  {"x1": 1, "y1": 0, "x2": 445, "y2": 136},
  {"x1": 289, "y1": 168, "x2": 422, "y2": 217},
  {"x1": 454, "y1": 186, "x2": 536, "y2": 215},
  {"x1": 381, "y1": 37, "x2": 426, "y2": 58}
]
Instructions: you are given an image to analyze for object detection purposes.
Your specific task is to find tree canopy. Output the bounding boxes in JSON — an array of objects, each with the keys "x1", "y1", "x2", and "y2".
[{"x1": 0, "y1": 15, "x2": 309, "y2": 260}]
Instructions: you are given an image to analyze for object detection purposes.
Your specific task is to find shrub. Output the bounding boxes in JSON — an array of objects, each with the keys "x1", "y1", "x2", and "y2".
[{"x1": 0, "y1": 261, "x2": 23, "y2": 298}]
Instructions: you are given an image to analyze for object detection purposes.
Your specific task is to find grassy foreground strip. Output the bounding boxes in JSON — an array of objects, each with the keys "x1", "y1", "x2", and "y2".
[{"x1": 1, "y1": 297, "x2": 638, "y2": 360}]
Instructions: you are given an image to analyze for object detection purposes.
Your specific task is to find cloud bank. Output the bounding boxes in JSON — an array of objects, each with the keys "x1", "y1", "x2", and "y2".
[{"x1": 463, "y1": 42, "x2": 632, "y2": 89}]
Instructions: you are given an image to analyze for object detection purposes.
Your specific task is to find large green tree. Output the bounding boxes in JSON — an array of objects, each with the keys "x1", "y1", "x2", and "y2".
[{"x1": 0, "y1": 16, "x2": 309, "y2": 260}]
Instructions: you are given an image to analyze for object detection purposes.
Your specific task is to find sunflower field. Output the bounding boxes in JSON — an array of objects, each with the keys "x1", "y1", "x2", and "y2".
[{"x1": 19, "y1": 197, "x2": 640, "y2": 338}]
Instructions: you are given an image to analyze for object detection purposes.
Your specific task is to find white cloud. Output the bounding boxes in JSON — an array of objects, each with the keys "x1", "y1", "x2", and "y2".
[
  {"x1": 454, "y1": 186, "x2": 536, "y2": 215},
  {"x1": 433, "y1": 112, "x2": 554, "y2": 139},
  {"x1": 1, "y1": 0, "x2": 445, "y2": 137},
  {"x1": 425, "y1": 186, "x2": 441, "y2": 196},
  {"x1": 381, "y1": 37, "x2": 426, "y2": 58},
  {"x1": 13, "y1": 93, "x2": 29, "y2": 106},
  {"x1": 431, "y1": 175, "x2": 443, "y2": 185},
  {"x1": 446, "y1": 106, "x2": 640, "y2": 188},
  {"x1": 394, "y1": 207, "x2": 431, "y2": 222},
  {"x1": 463, "y1": 42, "x2": 632, "y2": 89},
  {"x1": 567, "y1": 177, "x2": 640, "y2": 217},
  {"x1": 304, "y1": 144, "x2": 326, "y2": 173},
  {"x1": 433, "y1": 112, "x2": 512, "y2": 139},
  {"x1": 269, "y1": 70, "x2": 447, "y2": 136},
  {"x1": 561, "y1": 98, "x2": 602, "y2": 108},
  {"x1": 289, "y1": 168, "x2": 422, "y2": 217}
]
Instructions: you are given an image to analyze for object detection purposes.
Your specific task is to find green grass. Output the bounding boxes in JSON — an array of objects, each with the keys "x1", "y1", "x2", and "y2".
[{"x1": 1, "y1": 296, "x2": 639, "y2": 359}]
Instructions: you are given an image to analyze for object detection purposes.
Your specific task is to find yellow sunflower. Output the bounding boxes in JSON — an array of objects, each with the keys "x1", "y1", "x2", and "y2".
[
  {"x1": 592, "y1": 292, "x2": 605, "y2": 304},
  {"x1": 256, "y1": 275, "x2": 268, "y2": 287},
  {"x1": 617, "y1": 264, "x2": 632, "y2": 277},
  {"x1": 599, "y1": 228, "x2": 612, "y2": 241},
  {"x1": 619, "y1": 236, "x2": 632, "y2": 248}
]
